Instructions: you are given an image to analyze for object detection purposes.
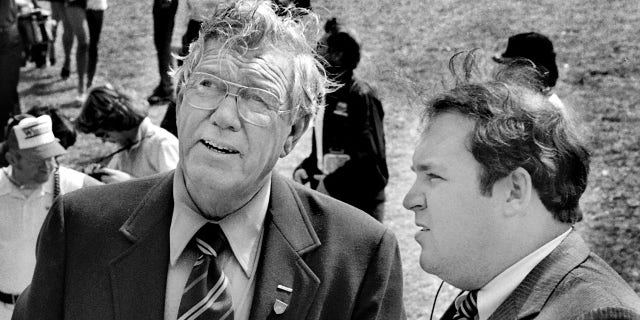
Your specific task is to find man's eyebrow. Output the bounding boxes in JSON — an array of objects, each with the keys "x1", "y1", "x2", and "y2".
[{"x1": 412, "y1": 162, "x2": 445, "y2": 173}]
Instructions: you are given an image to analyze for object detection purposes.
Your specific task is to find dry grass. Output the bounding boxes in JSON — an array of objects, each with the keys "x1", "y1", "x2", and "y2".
[{"x1": 18, "y1": 0, "x2": 640, "y2": 318}]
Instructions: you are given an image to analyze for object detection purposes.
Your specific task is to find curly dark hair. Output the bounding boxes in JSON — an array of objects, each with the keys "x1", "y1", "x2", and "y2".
[
  {"x1": 75, "y1": 85, "x2": 148, "y2": 133},
  {"x1": 422, "y1": 52, "x2": 589, "y2": 223}
]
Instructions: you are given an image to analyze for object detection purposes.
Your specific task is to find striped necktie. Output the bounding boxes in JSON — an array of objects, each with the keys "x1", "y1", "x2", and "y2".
[
  {"x1": 452, "y1": 290, "x2": 478, "y2": 320},
  {"x1": 178, "y1": 223, "x2": 234, "y2": 320}
]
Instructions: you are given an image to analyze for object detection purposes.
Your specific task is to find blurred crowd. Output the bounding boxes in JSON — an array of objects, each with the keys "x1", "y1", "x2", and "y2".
[{"x1": 1, "y1": 0, "x2": 639, "y2": 319}]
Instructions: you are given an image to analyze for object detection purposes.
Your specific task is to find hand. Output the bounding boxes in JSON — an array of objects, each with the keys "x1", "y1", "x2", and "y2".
[
  {"x1": 293, "y1": 168, "x2": 309, "y2": 184},
  {"x1": 94, "y1": 168, "x2": 133, "y2": 184}
]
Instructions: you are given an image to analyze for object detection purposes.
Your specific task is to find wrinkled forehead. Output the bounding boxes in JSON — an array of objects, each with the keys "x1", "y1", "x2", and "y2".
[{"x1": 195, "y1": 40, "x2": 293, "y2": 92}]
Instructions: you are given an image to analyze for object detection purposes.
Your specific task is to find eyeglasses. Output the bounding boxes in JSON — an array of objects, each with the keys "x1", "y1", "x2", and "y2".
[{"x1": 183, "y1": 72, "x2": 294, "y2": 127}]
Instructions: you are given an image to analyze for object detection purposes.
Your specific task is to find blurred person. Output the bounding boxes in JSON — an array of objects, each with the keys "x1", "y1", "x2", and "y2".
[
  {"x1": 178, "y1": 0, "x2": 234, "y2": 65},
  {"x1": 86, "y1": 0, "x2": 107, "y2": 87},
  {"x1": 0, "y1": 105, "x2": 78, "y2": 168},
  {"x1": 0, "y1": 114, "x2": 100, "y2": 320},
  {"x1": 75, "y1": 85, "x2": 178, "y2": 183},
  {"x1": 0, "y1": 0, "x2": 23, "y2": 141},
  {"x1": 294, "y1": 18, "x2": 388, "y2": 221},
  {"x1": 42, "y1": 0, "x2": 63, "y2": 66},
  {"x1": 147, "y1": 0, "x2": 178, "y2": 105},
  {"x1": 59, "y1": 0, "x2": 89, "y2": 101},
  {"x1": 15, "y1": 0, "x2": 52, "y2": 68},
  {"x1": 493, "y1": 32, "x2": 567, "y2": 113},
  {"x1": 403, "y1": 54, "x2": 640, "y2": 320},
  {"x1": 13, "y1": 2, "x2": 405, "y2": 319}
]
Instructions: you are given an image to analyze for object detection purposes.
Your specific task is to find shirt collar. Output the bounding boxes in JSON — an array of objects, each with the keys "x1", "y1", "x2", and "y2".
[
  {"x1": 130, "y1": 118, "x2": 154, "y2": 150},
  {"x1": 477, "y1": 227, "x2": 572, "y2": 320},
  {"x1": 0, "y1": 167, "x2": 13, "y2": 196},
  {"x1": 169, "y1": 167, "x2": 270, "y2": 276}
]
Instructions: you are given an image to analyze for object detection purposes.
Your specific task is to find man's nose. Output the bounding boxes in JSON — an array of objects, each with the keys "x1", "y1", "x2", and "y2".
[
  {"x1": 403, "y1": 183, "x2": 426, "y2": 212},
  {"x1": 210, "y1": 94, "x2": 242, "y2": 131}
]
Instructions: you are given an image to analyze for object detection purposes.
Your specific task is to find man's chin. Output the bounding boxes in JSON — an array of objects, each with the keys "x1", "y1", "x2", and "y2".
[{"x1": 35, "y1": 174, "x2": 52, "y2": 184}]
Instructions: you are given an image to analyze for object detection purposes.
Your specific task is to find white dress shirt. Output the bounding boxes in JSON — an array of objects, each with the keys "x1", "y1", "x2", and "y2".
[
  {"x1": 476, "y1": 228, "x2": 572, "y2": 320},
  {"x1": 164, "y1": 170, "x2": 269, "y2": 320}
]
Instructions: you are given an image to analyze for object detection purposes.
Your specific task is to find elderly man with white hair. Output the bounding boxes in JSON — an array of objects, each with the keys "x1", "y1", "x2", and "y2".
[{"x1": 13, "y1": 2, "x2": 406, "y2": 319}]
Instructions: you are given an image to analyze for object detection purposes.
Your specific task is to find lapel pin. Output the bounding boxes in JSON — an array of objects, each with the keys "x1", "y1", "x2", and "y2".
[
  {"x1": 277, "y1": 284, "x2": 293, "y2": 293},
  {"x1": 273, "y1": 299, "x2": 288, "y2": 314}
]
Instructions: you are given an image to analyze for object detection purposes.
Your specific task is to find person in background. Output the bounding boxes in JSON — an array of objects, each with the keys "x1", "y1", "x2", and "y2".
[
  {"x1": 493, "y1": 32, "x2": 567, "y2": 112},
  {"x1": 0, "y1": 114, "x2": 100, "y2": 320},
  {"x1": 0, "y1": 105, "x2": 77, "y2": 168},
  {"x1": 147, "y1": 0, "x2": 178, "y2": 105},
  {"x1": 86, "y1": 0, "x2": 107, "y2": 88},
  {"x1": 39, "y1": 0, "x2": 63, "y2": 66},
  {"x1": 59, "y1": 0, "x2": 89, "y2": 102},
  {"x1": 403, "y1": 54, "x2": 640, "y2": 320},
  {"x1": 0, "y1": 0, "x2": 23, "y2": 141},
  {"x1": 294, "y1": 18, "x2": 388, "y2": 221},
  {"x1": 178, "y1": 0, "x2": 234, "y2": 65},
  {"x1": 13, "y1": 2, "x2": 405, "y2": 319},
  {"x1": 75, "y1": 85, "x2": 178, "y2": 183}
]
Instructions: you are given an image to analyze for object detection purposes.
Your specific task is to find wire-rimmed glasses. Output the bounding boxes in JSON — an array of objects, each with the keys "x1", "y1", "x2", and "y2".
[{"x1": 183, "y1": 72, "x2": 294, "y2": 127}]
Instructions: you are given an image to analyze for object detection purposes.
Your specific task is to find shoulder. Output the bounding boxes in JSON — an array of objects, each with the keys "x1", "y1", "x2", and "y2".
[
  {"x1": 147, "y1": 124, "x2": 178, "y2": 149},
  {"x1": 60, "y1": 172, "x2": 172, "y2": 221},
  {"x1": 58, "y1": 166, "x2": 88, "y2": 179},
  {"x1": 349, "y1": 78, "x2": 380, "y2": 99},
  {"x1": 282, "y1": 176, "x2": 395, "y2": 247},
  {"x1": 573, "y1": 307, "x2": 640, "y2": 320},
  {"x1": 543, "y1": 252, "x2": 640, "y2": 317},
  {"x1": 58, "y1": 166, "x2": 93, "y2": 193},
  {"x1": 147, "y1": 123, "x2": 177, "y2": 142}
]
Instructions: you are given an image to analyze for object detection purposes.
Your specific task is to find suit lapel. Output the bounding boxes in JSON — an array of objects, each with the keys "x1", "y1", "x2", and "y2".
[
  {"x1": 250, "y1": 173, "x2": 322, "y2": 320},
  {"x1": 488, "y1": 231, "x2": 590, "y2": 320},
  {"x1": 109, "y1": 173, "x2": 175, "y2": 320}
]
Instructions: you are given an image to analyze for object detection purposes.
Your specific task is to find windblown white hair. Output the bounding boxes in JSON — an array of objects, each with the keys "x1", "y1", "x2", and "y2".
[{"x1": 173, "y1": 0, "x2": 330, "y2": 122}]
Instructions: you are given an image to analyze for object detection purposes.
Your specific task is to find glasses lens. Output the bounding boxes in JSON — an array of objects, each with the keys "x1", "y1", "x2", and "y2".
[
  {"x1": 184, "y1": 72, "x2": 228, "y2": 110},
  {"x1": 236, "y1": 87, "x2": 283, "y2": 127}
]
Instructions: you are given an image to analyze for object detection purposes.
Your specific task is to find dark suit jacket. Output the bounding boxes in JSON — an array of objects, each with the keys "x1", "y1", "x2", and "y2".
[
  {"x1": 13, "y1": 172, "x2": 405, "y2": 319},
  {"x1": 440, "y1": 231, "x2": 640, "y2": 320}
]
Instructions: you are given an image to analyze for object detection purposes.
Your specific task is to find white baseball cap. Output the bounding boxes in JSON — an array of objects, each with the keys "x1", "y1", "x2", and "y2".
[{"x1": 7, "y1": 115, "x2": 66, "y2": 159}]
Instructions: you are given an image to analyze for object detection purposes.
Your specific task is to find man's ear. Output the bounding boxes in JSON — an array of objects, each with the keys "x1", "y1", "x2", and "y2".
[
  {"x1": 280, "y1": 111, "x2": 311, "y2": 158},
  {"x1": 5, "y1": 150, "x2": 18, "y2": 166},
  {"x1": 503, "y1": 167, "x2": 533, "y2": 216}
]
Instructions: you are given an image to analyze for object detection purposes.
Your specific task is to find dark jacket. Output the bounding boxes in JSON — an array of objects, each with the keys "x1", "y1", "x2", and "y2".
[
  {"x1": 440, "y1": 231, "x2": 640, "y2": 320},
  {"x1": 13, "y1": 171, "x2": 405, "y2": 320},
  {"x1": 296, "y1": 76, "x2": 388, "y2": 214}
]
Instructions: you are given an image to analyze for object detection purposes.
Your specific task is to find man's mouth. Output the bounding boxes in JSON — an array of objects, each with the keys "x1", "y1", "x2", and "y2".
[
  {"x1": 201, "y1": 139, "x2": 240, "y2": 154},
  {"x1": 416, "y1": 224, "x2": 430, "y2": 232}
]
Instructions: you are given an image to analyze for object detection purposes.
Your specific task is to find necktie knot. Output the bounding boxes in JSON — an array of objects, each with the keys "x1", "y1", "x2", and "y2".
[
  {"x1": 453, "y1": 290, "x2": 478, "y2": 320},
  {"x1": 194, "y1": 223, "x2": 228, "y2": 257}
]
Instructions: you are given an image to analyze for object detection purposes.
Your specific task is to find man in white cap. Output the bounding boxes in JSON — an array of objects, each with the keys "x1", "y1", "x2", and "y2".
[{"x1": 0, "y1": 114, "x2": 100, "y2": 319}]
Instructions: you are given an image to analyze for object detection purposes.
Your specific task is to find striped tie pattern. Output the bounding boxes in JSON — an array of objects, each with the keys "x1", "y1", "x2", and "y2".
[
  {"x1": 178, "y1": 223, "x2": 234, "y2": 320},
  {"x1": 452, "y1": 290, "x2": 478, "y2": 320}
]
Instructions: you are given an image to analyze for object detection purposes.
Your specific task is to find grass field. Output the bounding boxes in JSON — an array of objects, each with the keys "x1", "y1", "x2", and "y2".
[{"x1": 18, "y1": 0, "x2": 640, "y2": 318}]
